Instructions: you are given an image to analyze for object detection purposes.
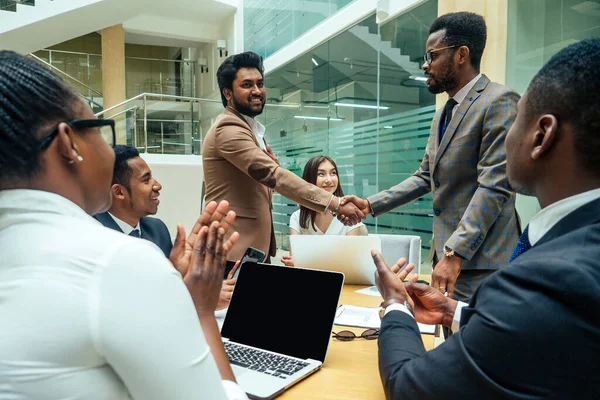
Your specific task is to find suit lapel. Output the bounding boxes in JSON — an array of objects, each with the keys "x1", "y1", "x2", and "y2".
[
  {"x1": 224, "y1": 106, "x2": 260, "y2": 148},
  {"x1": 536, "y1": 197, "x2": 600, "y2": 247},
  {"x1": 94, "y1": 212, "x2": 124, "y2": 233},
  {"x1": 433, "y1": 75, "x2": 490, "y2": 172}
]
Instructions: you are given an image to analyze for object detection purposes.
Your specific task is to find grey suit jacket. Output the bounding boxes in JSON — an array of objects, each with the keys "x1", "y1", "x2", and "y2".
[{"x1": 368, "y1": 75, "x2": 520, "y2": 270}]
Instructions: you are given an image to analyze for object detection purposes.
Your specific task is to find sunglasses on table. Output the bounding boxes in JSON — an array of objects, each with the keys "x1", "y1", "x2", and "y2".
[
  {"x1": 38, "y1": 119, "x2": 116, "y2": 151},
  {"x1": 332, "y1": 329, "x2": 379, "y2": 341}
]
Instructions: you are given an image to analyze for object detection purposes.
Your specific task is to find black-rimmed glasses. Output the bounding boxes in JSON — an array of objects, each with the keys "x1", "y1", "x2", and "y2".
[
  {"x1": 38, "y1": 119, "x2": 116, "y2": 151},
  {"x1": 423, "y1": 45, "x2": 463, "y2": 65},
  {"x1": 332, "y1": 329, "x2": 379, "y2": 341}
]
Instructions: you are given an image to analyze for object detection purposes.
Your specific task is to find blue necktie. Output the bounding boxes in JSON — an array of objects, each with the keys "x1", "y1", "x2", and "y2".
[
  {"x1": 510, "y1": 225, "x2": 531, "y2": 262},
  {"x1": 129, "y1": 229, "x2": 140, "y2": 238},
  {"x1": 439, "y1": 98, "x2": 458, "y2": 142}
]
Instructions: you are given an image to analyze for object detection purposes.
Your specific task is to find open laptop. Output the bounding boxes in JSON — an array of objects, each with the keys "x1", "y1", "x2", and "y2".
[
  {"x1": 290, "y1": 235, "x2": 382, "y2": 285},
  {"x1": 221, "y1": 262, "x2": 344, "y2": 399}
]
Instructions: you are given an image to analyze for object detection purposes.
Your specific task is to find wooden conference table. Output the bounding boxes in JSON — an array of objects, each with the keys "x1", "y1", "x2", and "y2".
[{"x1": 279, "y1": 281, "x2": 436, "y2": 400}]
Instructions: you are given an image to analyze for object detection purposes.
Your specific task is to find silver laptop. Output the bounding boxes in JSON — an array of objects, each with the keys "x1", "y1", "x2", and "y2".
[
  {"x1": 221, "y1": 262, "x2": 344, "y2": 399},
  {"x1": 290, "y1": 235, "x2": 382, "y2": 285}
]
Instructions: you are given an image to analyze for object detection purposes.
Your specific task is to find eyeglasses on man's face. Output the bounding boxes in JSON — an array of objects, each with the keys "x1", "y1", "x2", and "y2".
[
  {"x1": 38, "y1": 119, "x2": 116, "y2": 151},
  {"x1": 332, "y1": 329, "x2": 379, "y2": 341},
  {"x1": 423, "y1": 45, "x2": 463, "y2": 65}
]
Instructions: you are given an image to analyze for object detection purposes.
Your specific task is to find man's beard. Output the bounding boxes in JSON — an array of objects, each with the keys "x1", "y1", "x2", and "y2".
[
  {"x1": 426, "y1": 60, "x2": 458, "y2": 94},
  {"x1": 232, "y1": 95, "x2": 264, "y2": 118}
]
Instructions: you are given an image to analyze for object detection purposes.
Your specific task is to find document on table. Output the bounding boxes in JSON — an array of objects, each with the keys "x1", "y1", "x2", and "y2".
[
  {"x1": 334, "y1": 305, "x2": 437, "y2": 335},
  {"x1": 355, "y1": 286, "x2": 382, "y2": 297}
]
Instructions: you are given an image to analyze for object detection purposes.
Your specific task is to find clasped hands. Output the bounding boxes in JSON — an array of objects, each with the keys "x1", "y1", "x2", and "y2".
[
  {"x1": 168, "y1": 200, "x2": 240, "y2": 316},
  {"x1": 333, "y1": 195, "x2": 371, "y2": 226},
  {"x1": 372, "y1": 251, "x2": 458, "y2": 327}
]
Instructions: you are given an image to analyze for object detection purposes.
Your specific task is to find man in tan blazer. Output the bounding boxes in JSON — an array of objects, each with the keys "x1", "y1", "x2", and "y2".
[
  {"x1": 203, "y1": 52, "x2": 363, "y2": 262},
  {"x1": 342, "y1": 12, "x2": 520, "y2": 303}
]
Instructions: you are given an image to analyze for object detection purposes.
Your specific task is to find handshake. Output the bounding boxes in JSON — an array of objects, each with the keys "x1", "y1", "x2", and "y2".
[{"x1": 332, "y1": 195, "x2": 372, "y2": 226}]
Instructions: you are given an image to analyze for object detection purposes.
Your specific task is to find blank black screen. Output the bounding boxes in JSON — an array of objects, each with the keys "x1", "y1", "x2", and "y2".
[{"x1": 221, "y1": 262, "x2": 344, "y2": 362}]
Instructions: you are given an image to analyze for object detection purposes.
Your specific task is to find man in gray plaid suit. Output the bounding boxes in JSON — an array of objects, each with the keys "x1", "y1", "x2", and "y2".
[{"x1": 340, "y1": 12, "x2": 520, "y2": 303}]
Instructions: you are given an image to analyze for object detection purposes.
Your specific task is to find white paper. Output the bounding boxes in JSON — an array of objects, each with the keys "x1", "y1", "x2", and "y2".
[
  {"x1": 334, "y1": 305, "x2": 437, "y2": 335},
  {"x1": 355, "y1": 286, "x2": 382, "y2": 297}
]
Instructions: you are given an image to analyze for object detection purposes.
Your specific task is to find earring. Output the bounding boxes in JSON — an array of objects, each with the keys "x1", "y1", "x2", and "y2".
[{"x1": 68, "y1": 156, "x2": 84, "y2": 165}]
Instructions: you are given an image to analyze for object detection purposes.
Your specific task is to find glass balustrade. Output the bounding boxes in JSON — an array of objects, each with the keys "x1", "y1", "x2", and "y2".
[
  {"x1": 31, "y1": 49, "x2": 197, "y2": 103},
  {"x1": 96, "y1": 94, "x2": 222, "y2": 156}
]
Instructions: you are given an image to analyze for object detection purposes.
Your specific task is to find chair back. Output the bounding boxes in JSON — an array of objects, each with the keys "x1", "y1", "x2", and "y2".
[{"x1": 370, "y1": 234, "x2": 422, "y2": 273}]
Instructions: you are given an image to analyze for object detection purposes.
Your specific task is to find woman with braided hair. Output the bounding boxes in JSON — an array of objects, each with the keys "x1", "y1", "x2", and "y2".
[{"x1": 0, "y1": 51, "x2": 247, "y2": 399}]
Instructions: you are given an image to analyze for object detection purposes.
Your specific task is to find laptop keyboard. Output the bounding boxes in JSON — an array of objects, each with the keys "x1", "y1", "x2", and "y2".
[{"x1": 224, "y1": 342, "x2": 310, "y2": 379}]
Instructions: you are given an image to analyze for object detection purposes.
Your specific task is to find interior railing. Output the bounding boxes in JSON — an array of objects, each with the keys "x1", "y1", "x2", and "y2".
[
  {"x1": 28, "y1": 53, "x2": 104, "y2": 113},
  {"x1": 95, "y1": 93, "x2": 222, "y2": 155},
  {"x1": 32, "y1": 49, "x2": 198, "y2": 99}
]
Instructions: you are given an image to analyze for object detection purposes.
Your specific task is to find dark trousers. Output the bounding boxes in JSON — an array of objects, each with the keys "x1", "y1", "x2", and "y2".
[{"x1": 432, "y1": 254, "x2": 495, "y2": 337}]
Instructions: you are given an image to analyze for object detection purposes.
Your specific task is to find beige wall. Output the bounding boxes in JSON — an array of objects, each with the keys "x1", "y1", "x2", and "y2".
[{"x1": 436, "y1": 0, "x2": 508, "y2": 108}]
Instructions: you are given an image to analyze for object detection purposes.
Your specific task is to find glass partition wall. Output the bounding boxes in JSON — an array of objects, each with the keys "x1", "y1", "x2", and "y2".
[
  {"x1": 506, "y1": 0, "x2": 600, "y2": 225},
  {"x1": 244, "y1": 0, "x2": 356, "y2": 58},
  {"x1": 260, "y1": 1, "x2": 439, "y2": 270}
]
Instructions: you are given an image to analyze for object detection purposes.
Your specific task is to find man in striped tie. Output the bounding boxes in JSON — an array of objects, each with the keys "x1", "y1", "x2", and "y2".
[{"x1": 374, "y1": 38, "x2": 600, "y2": 399}]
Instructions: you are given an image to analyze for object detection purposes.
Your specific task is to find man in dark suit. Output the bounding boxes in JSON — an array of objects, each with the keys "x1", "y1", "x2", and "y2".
[
  {"x1": 95, "y1": 145, "x2": 172, "y2": 257},
  {"x1": 341, "y1": 12, "x2": 520, "y2": 302},
  {"x1": 374, "y1": 38, "x2": 600, "y2": 399}
]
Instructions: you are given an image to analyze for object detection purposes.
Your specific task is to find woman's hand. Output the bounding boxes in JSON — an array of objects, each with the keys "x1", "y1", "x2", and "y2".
[{"x1": 281, "y1": 255, "x2": 295, "y2": 266}]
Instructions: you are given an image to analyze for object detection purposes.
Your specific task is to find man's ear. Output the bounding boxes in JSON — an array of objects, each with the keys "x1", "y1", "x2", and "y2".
[
  {"x1": 457, "y1": 46, "x2": 470, "y2": 66},
  {"x1": 111, "y1": 183, "x2": 127, "y2": 200},
  {"x1": 531, "y1": 114, "x2": 559, "y2": 160},
  {"x1": 55, "y1": 122, "x2": 83, "y2": 164},
  {"x1": 223, "y1": 87, "x2": 233, "y2": 103}
]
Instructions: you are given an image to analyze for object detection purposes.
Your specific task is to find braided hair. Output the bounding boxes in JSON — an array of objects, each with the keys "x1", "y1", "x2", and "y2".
[{"x1": 0, "y1": 50, "x2": 80, "y2": 182}]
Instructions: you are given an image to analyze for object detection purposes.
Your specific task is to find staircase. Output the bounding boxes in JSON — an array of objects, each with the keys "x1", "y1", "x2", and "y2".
[
  {"x1": 0, "y1": 0, "x2": 137, "y2": 54},
  {"x1": 349, "y1": 24, "x2": 423, "y2": 78},
  {"x1": 0, "y1": 0, "x2": 36, "y2": 13}
]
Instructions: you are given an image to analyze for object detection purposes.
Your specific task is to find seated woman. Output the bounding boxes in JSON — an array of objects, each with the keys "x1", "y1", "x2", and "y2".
[
  {"x1": 0, "y1": 51, "x2": 246, "y2": 399},
  {"x1": 282, "y1": 156, "x2": 366, "y2": 266}
]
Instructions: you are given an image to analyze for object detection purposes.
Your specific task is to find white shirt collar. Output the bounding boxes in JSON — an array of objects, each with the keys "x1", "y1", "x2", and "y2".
[
  {"x1": 451, "y1": 73, "x2": 482, "y2": 111},
  {"x1": 241, "y1": 114, "x2": 267, "y2": 151},
  {"x1": 108, "y1": 211, "x2": 140, "y2": 236},
  {"x1": 528, "y1": 188, "x2": 600, "y2": 245}
]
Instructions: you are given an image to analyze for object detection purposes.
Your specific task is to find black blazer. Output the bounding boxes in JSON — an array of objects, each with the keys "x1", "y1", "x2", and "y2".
[
  {"x1": 94, "y1": 212, "x2": 173, "y2": 258},
  {"x1": 378, "y1": 197, "x2": 600, "y2": 399}
]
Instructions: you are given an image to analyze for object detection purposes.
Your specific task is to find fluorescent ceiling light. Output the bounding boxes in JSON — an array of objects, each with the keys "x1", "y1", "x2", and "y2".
[
  {"x1": 334, "y1": 102, "x2": 389, "y2": 110},
  {"x1": 303, "y1": 105, "x2": 329, "y2": 109},
  {"x1": 409, "y1": 75, "x2": 427, "y2": 82},
  {"x1": 311, "y1": 57, "x2": 319, "y2": 66},
  {"x1": 265, "y1": 103, "x2": 299, "y2": 108},
  {"x1": 294, "y1": 115, "x2": 343, "y2": 121}
]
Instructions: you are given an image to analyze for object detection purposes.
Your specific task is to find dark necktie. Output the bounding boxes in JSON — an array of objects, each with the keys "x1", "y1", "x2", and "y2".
[
  {"x1": 129, "y1": 229, "x2": 140, "y2": 238},
  {"x1": 439, "y1": 98, "x2": 458, "y2": 142},
  {"x1": 509, "y1": 225, "x2": 531, "y2": 262}
]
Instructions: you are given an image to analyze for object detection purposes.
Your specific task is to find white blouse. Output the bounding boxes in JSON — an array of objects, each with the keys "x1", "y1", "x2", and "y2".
[
  {"x1": 0, "y1": 189, "x2": 247, "y2": 400},
  {"x1": 289, "y1": 209, "x2": 364, "y2": 235}
]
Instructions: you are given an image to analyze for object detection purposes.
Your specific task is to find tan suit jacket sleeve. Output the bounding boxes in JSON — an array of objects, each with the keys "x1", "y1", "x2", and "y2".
[{"x1": 215, "y1": 119, "x2": 331, "y2": 213}]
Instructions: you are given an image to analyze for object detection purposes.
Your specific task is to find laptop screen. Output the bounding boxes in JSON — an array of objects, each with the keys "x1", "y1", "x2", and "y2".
[{"x1": 221, "y1": 262, "x2": 344, "y2": 362}]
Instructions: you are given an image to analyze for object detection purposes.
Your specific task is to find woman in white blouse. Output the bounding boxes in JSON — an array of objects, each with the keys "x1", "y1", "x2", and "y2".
[
  {"x1": 0, "y1": 51, "x2": 247, "y2": 399},
  {"x1": 282, "y1": 156, "x2": 366, "y2": 266}
]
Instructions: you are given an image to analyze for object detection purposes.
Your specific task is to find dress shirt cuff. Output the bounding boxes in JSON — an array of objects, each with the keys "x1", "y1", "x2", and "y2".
[
  {"x1": 384, "y1": 303, "x2": 414, "y2": 319},
  {"x1": 325, "y1": 194, "x2": 334, "y2": 212},
  {"x1": 223, "y1": 379, "x2": 249, "y2": 400},
  {"x1": 451, "y1": 301, "x2": 469, "y2": 332}
]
